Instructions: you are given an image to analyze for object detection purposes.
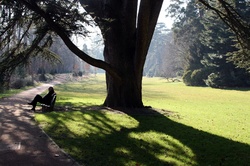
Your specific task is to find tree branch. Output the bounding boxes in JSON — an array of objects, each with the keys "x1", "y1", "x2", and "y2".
[
  {"x1": 135, "y1": 0, "x2": 163, "y2": 77},
  {"x1": 19, "y1": 0, "x2": 122, "y2": 81},
  {"x1": 198, "y1": 0, "x2": 250, "y2": 49}
]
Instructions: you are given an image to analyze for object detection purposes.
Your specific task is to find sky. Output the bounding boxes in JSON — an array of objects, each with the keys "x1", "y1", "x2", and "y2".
[{"x1": 157, "y1": 1, "x2": 173, "y2": 29}]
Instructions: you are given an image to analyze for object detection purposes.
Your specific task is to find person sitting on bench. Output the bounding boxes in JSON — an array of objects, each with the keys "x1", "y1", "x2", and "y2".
[{"x1": 28, "y1": 86, "x2": 56, "y2": 111}]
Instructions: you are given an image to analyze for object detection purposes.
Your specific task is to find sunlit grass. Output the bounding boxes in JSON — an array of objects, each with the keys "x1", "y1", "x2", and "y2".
[
  {"x1": 142, "y1": 77, "x2": 250, "y2": 144},
  {"x1": 55, "y1": 76, "x2": 106, "y2": 107},
  {"x1": 35, "y1": 74, "x2": 250, "y2": 166}
]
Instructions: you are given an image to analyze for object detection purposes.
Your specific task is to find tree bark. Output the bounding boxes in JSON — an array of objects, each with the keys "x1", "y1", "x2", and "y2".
[
  {"x1": 80, "y1": 0, "x2": 163, "y2": 108},
  {"x1": 100, "y1": 0, "x2": 143, "y2": 107}
]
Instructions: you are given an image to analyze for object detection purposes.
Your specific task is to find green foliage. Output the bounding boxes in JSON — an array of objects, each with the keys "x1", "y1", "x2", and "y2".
[
  {"x1": 227, "y1": 48, "x2": 250, "y2": 71},
  {"x1": 38, "y1": 74, "x2": 47, "y2": 82},
  {"x1": 168, "y1": 0, "x2": 250, "y2": 88},
  {"x1": 204, "y1": 72, "x2": 220, "y2": 88},
  {"x1": 50, "y1": 69, "x2": 57, "y2": 75},
  {"x1": 205, "y1": 70, "x2": 250, "y2": 88},
  {"x1": 182, "y1": 70, "x2": 192, "y2": 86},
  {"x1": 10, "y1": 79, "x2": 26, "y2": 89},
  {"x1": 9, "y1": 77, "x2": 33, "y2": 89},
  {"x1": 183, "y1": 68, "x2": 210, "y2": 86},
  {"x1": 190, "y1": 68, "x2": 208, "y2": 86},
  {"x1": 37, "y1": 68, "x2": 46, "y2": 75},
  {"x1": 78, "y1": 71, "x2": 83, "y2": 77},
  {"x1": 198, "y1": 0, "x2": 250, "y2": 69}
]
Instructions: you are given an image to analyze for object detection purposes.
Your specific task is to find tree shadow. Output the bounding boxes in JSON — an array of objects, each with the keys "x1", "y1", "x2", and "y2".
[
  {"x1": 40, "y1": 106, "x2": 250, "y2": 166},
  {"x1": 0, "y1": 97, "x2": 77, "y2": 165},
  {"x1": 125, "y1": 108, "x2": 250, "y2": 165},
  {"x1": 218, "y1": 87, "x2": 250, "y2": 92}
]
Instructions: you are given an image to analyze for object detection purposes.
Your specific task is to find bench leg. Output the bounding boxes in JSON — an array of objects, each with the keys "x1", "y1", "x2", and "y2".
[
  {"x1": 42, "y1": 106, "x2": 53, "y2": 112},
  {"x1": 42, "y1": 106, "x2": 48, "y2": 112}
]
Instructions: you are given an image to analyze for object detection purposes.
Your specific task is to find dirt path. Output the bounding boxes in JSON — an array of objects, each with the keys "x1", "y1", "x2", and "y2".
[{"x1": 0, "y1": 75, "x2": 80, "y2": 166}]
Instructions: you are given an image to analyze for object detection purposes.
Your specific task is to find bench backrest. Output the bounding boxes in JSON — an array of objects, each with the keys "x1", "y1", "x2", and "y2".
[{"x1": 50, "y1": 94, "x2": 57, "y2": 108}]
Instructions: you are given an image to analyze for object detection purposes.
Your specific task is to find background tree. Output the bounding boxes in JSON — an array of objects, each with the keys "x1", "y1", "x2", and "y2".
[
  {"x1": 0, "y1": 1, "x2": 61, "y2": 91},
  {"x1": 197, "y1": 0, "x2": 250, "y2": 70},
  {"x1": 168, "y1": 0, "x2": 210, "y2": 86},
  {"x1": 144, "y1": 23, "x2": 183, "y2": 78},
  {"x1": 201, "y1": 9, "x2": 250, "y2": 87},
  {"x1": 168, "y1": 0, "x2": 250, "y2": 87}
]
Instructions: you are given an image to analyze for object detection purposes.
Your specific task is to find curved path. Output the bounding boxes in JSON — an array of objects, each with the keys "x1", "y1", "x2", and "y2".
[{"x1": 0, "y1": 77, "x2": 80, "y2": 166}]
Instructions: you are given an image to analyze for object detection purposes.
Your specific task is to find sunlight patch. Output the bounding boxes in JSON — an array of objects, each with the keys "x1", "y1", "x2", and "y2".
[
  {"x1": 129, "y1": 131, "x2": 197, "y2": 165},
  {"x1": 114, "y1": 147, "x2": 131, "y2": 156},
  {"x1": 0, "y1": 142, "x2": 21, "y2": 151}
]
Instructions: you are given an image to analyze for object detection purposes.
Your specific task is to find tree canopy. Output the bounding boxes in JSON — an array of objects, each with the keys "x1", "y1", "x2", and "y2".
[
  {"x1": 198, "y1": 0, "x2": 250, "y2": 70},
  {"x1": 168, "y1": 0, "x2": 250, "y2": 87}
]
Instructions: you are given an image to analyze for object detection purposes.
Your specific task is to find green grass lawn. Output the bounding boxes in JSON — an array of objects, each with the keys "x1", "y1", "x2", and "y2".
[{"x1": 35, "y1": 74, "x2": 250, "y2": 166}]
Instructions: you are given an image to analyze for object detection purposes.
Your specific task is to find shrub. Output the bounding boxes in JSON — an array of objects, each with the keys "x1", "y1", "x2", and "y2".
[
  {"x1": 50, "y1": 69, "x2": 57, "y2": 75},
  {"x1": 230, "y1": 70, "x2": 250, "y2": 87},
  {"x1": 205, "y1": 73, "x2": 220, "y2": 88},
  {"x1": 37, "y1": 67, "x2": 46, "y2": 74},
  {"x1": 10, "y1": 77, "x2": 35, "y2": 89},
  {"x1": 183, "y1": 68, "x2": 212, "y2": 86},
  {"x1": 72, "y1": 71, "x2": 78, "y2": 77},
  {"x1": 25, "y1": 78, "x2": 34, "y2": 86},
  {"x1": 78, "y1": 71, "x2": 83, "y2": 77},
  {"x1": 182, "y1": 70, "x2": 192, "y2": 86},
  {"x1": 39, "y1": 74, "x2": 47, "y2": 82},
  {"x1": 11, "y1": 79, "x2": 25, "y2": 89},
  {"x1": 191, "y1": 68, "x2": 211, "y2": 86},
  {"x1": 205, "y1": 70, "x2": 250, "y2": 88},
  {"x1": 45, "y1": 74, "x2": 54, "y2": 81}
]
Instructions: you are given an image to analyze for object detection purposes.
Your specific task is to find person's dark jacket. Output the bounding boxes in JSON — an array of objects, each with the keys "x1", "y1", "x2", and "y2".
[{"x1": 42, "y1": 91, "x2": 56, "y2": 105}]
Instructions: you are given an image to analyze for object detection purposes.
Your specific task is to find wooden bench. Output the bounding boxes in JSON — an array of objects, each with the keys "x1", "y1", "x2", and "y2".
[{"x1": 41, "y1": 94, "x2": 57, "y2": 112}]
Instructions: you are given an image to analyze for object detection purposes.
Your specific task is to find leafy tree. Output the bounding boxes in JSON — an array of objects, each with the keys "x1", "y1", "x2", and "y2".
[
  {"x1": 48, "y1": 37, "x2": 77, "y2": 73},
  {"x1": 201, "y1": 10, "x2": 250, "y2": 87},
  {"x1": 168, "y1": 0, "x2": 209, "y2": 86},
  {"x1": 0, "y1": 1, "x2": 61, "y2": 90},
  {"x1": 168, "y1": 0, "x2": 250, "y2": 87},
  {"x1": 145, "y1": 24, "x2": 170, "y2": 77},
  {"x1": 197, "y1": 0, "x2": 250, "y2": 70},
  {"x1": 144, "y1": 23, "x2": 183, "y2": 78},
  {"x1": 0, "y1": 0, "x2": 163, "y2": 108}
]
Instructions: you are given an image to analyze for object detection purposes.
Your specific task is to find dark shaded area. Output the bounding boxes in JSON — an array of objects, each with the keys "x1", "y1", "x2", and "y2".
[
  {"x1": 0, "y1": 84, "x2": 79, "y2": 166},
  {"x1": 41, "y1": 106, "x2": 250, "y2": 166}
]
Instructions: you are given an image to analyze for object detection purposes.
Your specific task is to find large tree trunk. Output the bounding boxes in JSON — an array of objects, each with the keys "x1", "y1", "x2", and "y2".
[
  {"x1": 80, "y1": 0, "x2": 163, "y2": 108},
  {"x1": 101, "y1": 1, "x2": 143, "y2": 107},
  {"x1": 103, "y1": 31, "x2": 143, "y2": 107}
]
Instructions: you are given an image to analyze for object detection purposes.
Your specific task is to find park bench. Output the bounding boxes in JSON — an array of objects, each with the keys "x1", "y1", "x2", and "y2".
[{"x1": 41, "y1": 93, "x2": 56, "y2": 112}]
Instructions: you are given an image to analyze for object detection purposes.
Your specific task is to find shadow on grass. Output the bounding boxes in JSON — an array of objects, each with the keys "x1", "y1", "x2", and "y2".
[
  {"x1": 39, "y1": 107, "x2": 250, "y2": 166},
  {"x1": 218, "y1": 87, "x2": 250, "y2": 92}
]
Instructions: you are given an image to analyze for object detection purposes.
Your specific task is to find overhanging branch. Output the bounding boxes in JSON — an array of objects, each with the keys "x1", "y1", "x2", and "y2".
[
  {"x1": 18, "y1": 0, "x2": 122, "y2": 81},
  {"x1": 135, "y1": 0, "x2": 163, "y2": 76}
]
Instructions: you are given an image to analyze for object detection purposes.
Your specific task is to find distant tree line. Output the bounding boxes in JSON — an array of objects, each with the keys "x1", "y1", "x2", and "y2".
[
  {"x1": 168, "y1": 0, "x2": 250, "y2": 88},
  {"x1": 144, "y1": 23, "x2": 183, "y2": 78}
]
